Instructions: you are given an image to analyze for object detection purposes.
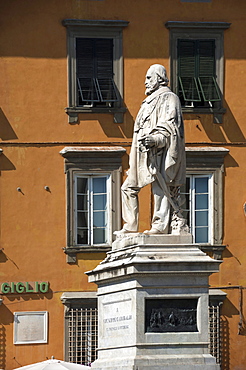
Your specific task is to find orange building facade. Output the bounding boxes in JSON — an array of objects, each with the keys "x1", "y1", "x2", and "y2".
[{"x1": 0, "y1": 0, "x2": 246, "y2": 369}]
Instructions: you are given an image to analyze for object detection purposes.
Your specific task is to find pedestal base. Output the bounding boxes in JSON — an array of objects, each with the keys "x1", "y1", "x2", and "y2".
[
  {"x1": 87, "y1": 234, "x2": 221, "y2": 370},
  {"x1": 92, "y1": 354, "x2": 219, "y2": 370}
]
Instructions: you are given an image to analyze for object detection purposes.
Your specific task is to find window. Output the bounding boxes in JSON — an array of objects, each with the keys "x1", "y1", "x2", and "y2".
[
  {"x1": 208, "y1": 289, "x2": 227, "y2": 366},
  {"x1": 60, "y1": 146, "x2": 126, "y2": 262},
  {"x1": 181, "y1": 174, "x2": 213, "y2": 244},
  {"x1": 62, "y1": 19, "x2": 129, "y2": 123},
  {"x1": 178, "y1": 39, "x2": 221, "y2": 108},
  {"x1": 75, "y1": 174, "x2": 111, "y2": 246},
  {"x1": 165, "y1": 21, "x2": 231, "y2": 123},
  {"x1": 62, "y1": 292, "x2": 98, "y2": 366},
  {"x1": 185, "y1": 147, "x2": 229, "y2": 256},
  {"x1": 76, "y1": 38, "x2": 118, "y2": 107}
]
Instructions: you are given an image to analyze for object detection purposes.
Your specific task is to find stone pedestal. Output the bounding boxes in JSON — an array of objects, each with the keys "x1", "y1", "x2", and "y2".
[{"x1": 86, "y1": 234, "x2": 221, "y2": 370}]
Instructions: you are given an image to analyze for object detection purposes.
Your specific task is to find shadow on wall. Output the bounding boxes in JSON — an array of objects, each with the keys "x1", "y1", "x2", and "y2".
[
  {"x1": 74, "y1": 96, "x2": 245, "y2": 144},
  {"x1": 221, "y1": 298, "x2": 238, "y2": 370},
  {"x1": 0, "y1": 108, "x2": 18, "y2": 141},
  {"x1": 221, "y1": 292, "x2": 246, "y2": 370},
  {"x1": 222, "y1": 100, "x2": 246, "y2": 143},
  {"x1": 75, "y1": 109, "x2": 135, "y2": 140},
  {"x1": 0, "y1": 108, "x2": 17, "y2": 171},
  {"x1": 0, "y1": 251, "x2": 8, "y2": 263},
  {"x1": 5, "y1": 290, "x2": 54, "y2": 305},
  {"x1": 184, "y1": 100, "x2": 246, "y2": 143},
  {"x1": 0, "y1": 154, "x2": 16, "y2": 171}
]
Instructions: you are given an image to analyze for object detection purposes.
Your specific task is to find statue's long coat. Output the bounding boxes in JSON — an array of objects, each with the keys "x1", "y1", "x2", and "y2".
[{"x1": 127, "y1": 86, "x2": 186, "y2": 188}]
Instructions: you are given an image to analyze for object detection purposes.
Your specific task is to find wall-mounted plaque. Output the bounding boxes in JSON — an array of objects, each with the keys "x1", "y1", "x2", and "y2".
[
  {"x1": 145, "y1": 299, "x2": 198, "y2": 333},
  {"x1": 14, "y1": 311, "x2": 48, "y2": 344}
]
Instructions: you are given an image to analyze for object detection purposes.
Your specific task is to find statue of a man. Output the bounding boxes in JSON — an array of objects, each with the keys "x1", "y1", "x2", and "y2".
[{"x1": 117, "y1": 64, "x2": 186, "y2": 235}]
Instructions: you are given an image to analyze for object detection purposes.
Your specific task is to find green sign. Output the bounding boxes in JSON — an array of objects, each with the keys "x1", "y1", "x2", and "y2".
[{"x1": 0, "y1": 282, "x2": 49, "y2": 294}]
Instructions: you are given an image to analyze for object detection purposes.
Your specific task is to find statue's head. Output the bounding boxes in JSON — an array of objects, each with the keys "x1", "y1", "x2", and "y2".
[{"x1": 145, "y1": 64, "x2": 169, "y2": 95}]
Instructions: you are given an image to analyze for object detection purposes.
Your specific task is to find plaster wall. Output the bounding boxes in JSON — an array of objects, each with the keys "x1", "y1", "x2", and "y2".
[{"x1": 0, "y1": 0, "x2": 246, "y2": 369}]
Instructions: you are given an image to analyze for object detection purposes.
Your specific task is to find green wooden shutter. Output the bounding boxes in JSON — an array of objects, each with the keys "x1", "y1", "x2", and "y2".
[
  {"x1": 178, "y1": 39, "x2": 221, "y2": 103},
  {"x1": 198, "y1": 40, "x2": 215, "y2": 77},
  {"x1": 95, "y1": 39, "x2": 118, "y2": 102},
  {"x1": 197, "y1": 40, "x2": 221, "y2": 102},
  {"x1": 76, "y1": 38, "x2": 100, "y2": 103},
  {"x1": 178, "y1": 40, "x2": 201, "y2": 102},
  {"x1": 76, "y1": 38, "x2": 118, "y2": 105}
]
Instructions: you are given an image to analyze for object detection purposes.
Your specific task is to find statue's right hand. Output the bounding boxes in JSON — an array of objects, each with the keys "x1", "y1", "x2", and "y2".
[{"x1": 144, "y1": 135, "x2": 156, "y2": 148}]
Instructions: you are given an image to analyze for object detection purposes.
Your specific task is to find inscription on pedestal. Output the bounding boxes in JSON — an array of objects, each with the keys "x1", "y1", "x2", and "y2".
[
  {"x1": 102, "y1": 297, "x2": 133, "y2": 337},
  {"x1": 145, "y1": 299, "x2": 198, "y2": 333}
]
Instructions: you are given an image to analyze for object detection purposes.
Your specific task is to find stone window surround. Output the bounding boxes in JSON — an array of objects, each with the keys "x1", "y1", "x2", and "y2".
[
  {"x1": 60, "y1": 146, "x2": 126, "y2": 263},
  {"x1": 62, "y1": 19, "x2": 129, "y2": 124},
  {"x1": 165, "y1": 21, "x2": 231, "y2": 124},
  {"x1": 61, "y1": 292, "x2": 98, "y2": 364},
  {"x1": 186, "y1": 146, "x2": 229, "y2": 259}
]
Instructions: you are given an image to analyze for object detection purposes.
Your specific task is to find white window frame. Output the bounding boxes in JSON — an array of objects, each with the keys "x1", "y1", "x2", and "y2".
[
  {"x1": 185, "y1": 147, "x2": 229, "y2": 256},
  {"x1": 74, "y1": 173, "x2": 112, "y2": 247},
  {"x1": 184, "y1": 172, "x2": 213, "y2": 244},
  {"x1": 60, "y1": 146, "x2": 126, "y2": 262}
]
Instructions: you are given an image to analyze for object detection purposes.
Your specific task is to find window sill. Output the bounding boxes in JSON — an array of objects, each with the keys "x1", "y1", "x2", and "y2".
[
  {"x1": 198, "y1": 244, "x2": 226, "y2": 260},
  {"x1": 63, "y1": 246, "x2": 111, "y2": 264},
  {"x1": 65, "y1": 106, "x2": 127, "y2": 124},
  {"x1": 182, "y1": 107, "x2": 226, "y2": 124}
]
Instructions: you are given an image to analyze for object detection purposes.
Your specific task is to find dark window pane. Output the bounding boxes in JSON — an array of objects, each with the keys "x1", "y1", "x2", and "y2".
[
  {"x1": 77, "y1": 229, "x2": 88, "y2": 244},
  {"x1": 186, "y1": 177, "x2": 190, "y2": 192},
  {"x1": 195, "y1": 227, "x2": 208, "y2": 243},
  {"x1": 77, "y1": 211, "x2": 88, "y2": 227},
  {"x1": 182, "y1": 210, "x2": 190, "y2": 227},
  {"x1": 93, "y1": 211, "x2": 106, "y2": 227},
  {"x1": 77, "y1": 178, "x2": 88, "y2": 194},
  {"x1": 93, "y1": 177, "x2": 107, "y2": 194},
  {"x1": 93, "y1": 228, "x2": 106, "y2": 244},
  {"x1": 195, "y1": 210, "x2": 208, "y2": 227},
  {"x1": 195, "y1": 194, "x2": 208, "y2": 210},
  {"x1": 93, "y1": 194, "x2": 107, "y2": 211},
  {"x1": 77, "y1": 195, "x2": 88, "y2": 211},
  {"x1": 195, "y1": 177, "x2": 208, "y2": 193}
]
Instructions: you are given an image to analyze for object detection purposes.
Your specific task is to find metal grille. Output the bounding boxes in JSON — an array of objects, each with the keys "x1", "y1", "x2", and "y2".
[
  {"x1": 68, "y1": 307, "x2": 98, "y2": 366},
  {"x1": 209, "y1": 304, "x2": 221, "y2": 365}
]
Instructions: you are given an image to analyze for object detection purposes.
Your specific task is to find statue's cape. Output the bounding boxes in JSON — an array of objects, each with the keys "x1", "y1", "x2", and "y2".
[{"x1": 127, "y1": 87, "x2": 186, "y2": 188}]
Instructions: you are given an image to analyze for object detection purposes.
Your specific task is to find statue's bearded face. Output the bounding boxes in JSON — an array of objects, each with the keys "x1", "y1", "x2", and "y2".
[{"x1": 145, "y1": 68, "x2": 159, "y2": 95}]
